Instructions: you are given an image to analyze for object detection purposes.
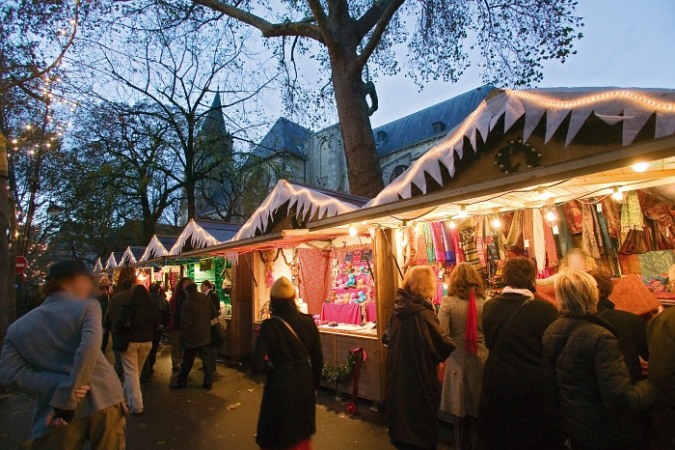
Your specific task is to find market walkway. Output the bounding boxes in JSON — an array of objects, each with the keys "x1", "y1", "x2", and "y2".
[{"x1": 0, "y1": 344, "x2": 454, "y2": 449}]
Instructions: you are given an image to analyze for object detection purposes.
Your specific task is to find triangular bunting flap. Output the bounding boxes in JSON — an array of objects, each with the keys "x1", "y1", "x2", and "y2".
[
  {"x1": 545, "y1": 109, "x2": 571, "y2": 143},
  {"x1": 623, "y1": 108, "x2": 653, "y2": 146},
  {"x1": 655, "y1": 112, "x2": 675, "y2": 138},
  {"x1": 565, "y1": 107, "x2": 594, "y2": 147},
  {"x1": 504, "y1": 96, "x2": 526, "y2": 132},
  {"x1": 594, "y1": 113, "x2": 625, "y2": 126},
  {"x1": 475, "y1": 111, "x2": 492, "y2": 143},
  {"x1": 522, "y1": 105, "x2": 546, "y2": 141}
]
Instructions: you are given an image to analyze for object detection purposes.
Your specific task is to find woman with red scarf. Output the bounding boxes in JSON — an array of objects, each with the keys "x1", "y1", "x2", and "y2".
[{"x1": 439, "y1": 263, "x2": 488, "y2": 450}]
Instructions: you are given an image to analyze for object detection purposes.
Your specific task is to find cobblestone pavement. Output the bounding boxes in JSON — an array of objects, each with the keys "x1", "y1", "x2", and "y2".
[{"x1": 0, "y1": 344, "x2": 454, "y2": 449}]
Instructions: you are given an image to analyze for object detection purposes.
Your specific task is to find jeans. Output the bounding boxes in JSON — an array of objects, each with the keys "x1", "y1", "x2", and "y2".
[
  {"x1": 25, "y1": 403, "x2": 126, "y2": 450},
  {"x1": 120, "y1": 342, "x2": 152, "y2": 413},
  {"x1": 176, "y1": 345, "x2": 214, "y2": 388},
  {"x1": 170, "y1": 330, "x2": 182, "y2": 368}
]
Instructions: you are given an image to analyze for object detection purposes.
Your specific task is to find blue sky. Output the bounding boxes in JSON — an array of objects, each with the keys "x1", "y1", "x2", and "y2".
[{"x1": 369, "y1": 0, "x2": 675, "y2": 127}]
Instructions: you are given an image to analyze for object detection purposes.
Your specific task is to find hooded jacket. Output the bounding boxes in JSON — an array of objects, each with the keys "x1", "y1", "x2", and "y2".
[
  {"x1": 543, "y1": 313, "x2": 656, "y2": 449},
  {"x1": 383, "y1": 288, "x2": 456, "y2": 449}
]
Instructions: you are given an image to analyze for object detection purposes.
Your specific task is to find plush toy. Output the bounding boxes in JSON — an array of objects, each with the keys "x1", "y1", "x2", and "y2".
[
  {"x1": 357, "y1": 278, "x2": 366, "y2": 289},
  {"x1": 346, "y1": 272, "x2": 356, "y2": 288},
  {"x1": 356, "y1": 291, "x2": 368, "y2": 303}
]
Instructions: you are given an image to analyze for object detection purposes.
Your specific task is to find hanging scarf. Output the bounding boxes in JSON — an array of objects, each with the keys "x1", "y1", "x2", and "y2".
[
  {"x1": 465, "y1": 289, "x2": 478, "y2": 354},
  {"x1": 601, "y1": 196, "x2": 622, "y2": 240},
  {"x1": 582, "y1": 202, "x2": 602, "y2": 259},
  {"x1": 556, "y1": 205, "x2": 574, "y2": 256},
  {"x1": 423, "y1": 223, "x2": 435, "y2": 263},
  {"x1": 451, "y1": 228, "x2": 465, "y2": 263},
  {"x1": 416, "y1": 225, "x2": 429, "y2": 264},
  {"x1": 532, "y1": 209, "x2": 547, "y2": 272},
  {"x1": 543, "y1": 218, "x2": 559, "y2": 268},
  {"x1": 522, "y1": 209, "x2": 535, "y2": 258},
  {"x1": 621, "y1": 191, "x2": 645, "y2": 234},
  {"x1": 504, "y1": 210, "x2": 524, "y2": 251},
  {"x1": 475, "y1": 217, "x2": 488, "y2": 268},
  {"x1": 564, "y1": 200, "x2": 584, "y2": 234},
  {"x1": 441, "y1": 221, "x2": 456, "y2": 264},
  {"x1": 430, "y1": 222, "x2": 446, "y2": 262}
]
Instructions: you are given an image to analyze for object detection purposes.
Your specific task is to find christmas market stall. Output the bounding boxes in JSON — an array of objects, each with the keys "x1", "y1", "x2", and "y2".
[
  {"x1": 182, "y1": 180, "x2": 390, "y2": 402},
  {"x1": 309, "y1": 88, "x2": 675, "y2": 324},
  {"x1": 104, "y1": 252, "x2": 118, "y2": 272},
  {"x1": 92, "y1": 258, "x2": 104, "y2": 273},
  {"x1": 135, "y1": 235, "x2": 180, "y2": 296}
]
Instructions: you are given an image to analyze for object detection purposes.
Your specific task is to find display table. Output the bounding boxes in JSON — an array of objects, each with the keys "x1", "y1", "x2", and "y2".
[
  {"x1": 320, "y1": 303, "x2": 362, "y2": 325},
  {"x1": 365, "y1": 302, "x2": 377, "y2": 323},
  {"x1": 318, "y1": 327, "x2": 382, "y2": 402}
]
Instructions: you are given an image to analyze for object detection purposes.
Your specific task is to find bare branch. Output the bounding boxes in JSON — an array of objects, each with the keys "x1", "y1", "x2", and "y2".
[{"x1": 356, "y1": 0, "x2": 405, "y2": 68}]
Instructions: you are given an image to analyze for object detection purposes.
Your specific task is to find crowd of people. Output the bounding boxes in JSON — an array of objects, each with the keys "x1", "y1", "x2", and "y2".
[
  {"x1": 0, "y1": 253, "x2": 674, "y2": 450},
  {"x1": 384, "y1": 256, "x2": 675, "y2": 450}
]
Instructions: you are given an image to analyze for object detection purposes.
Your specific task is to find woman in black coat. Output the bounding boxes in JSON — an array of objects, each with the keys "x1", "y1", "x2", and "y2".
[
  {"x1": 383, "y1": 266, "x2": 456, "y2": 450},
  {"x1": 251, "y1": 277, "x2": 323, "y2": 450},
  {"x1": 478, "y1": 257, "x2": 564, "y2": 450},
  {"x1": 543, "y1": 270, "x2": 656, "y2": 450}
]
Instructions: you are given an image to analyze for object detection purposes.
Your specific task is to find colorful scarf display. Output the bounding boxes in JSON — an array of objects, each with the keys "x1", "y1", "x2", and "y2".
[
  {"x1": 504, "y1": 210, "x2": 524, "y2": 250},
  {"x1": 532, "y1": 208, "x2": 547, "y2": 272},
  {"x1": 430, "y1": 222, "x2": 446, "y2": 262},
  {"x1": 564, "y1": 200, "x2": 583, "y2": 234},
  {"x1": 581, "y1": 202, "x2": 603, "y2": 259}
]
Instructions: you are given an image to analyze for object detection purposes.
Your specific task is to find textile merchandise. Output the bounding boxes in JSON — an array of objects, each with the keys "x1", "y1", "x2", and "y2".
[{"x1": 298, "y1": 249, "x2": 331, "y2": 315}]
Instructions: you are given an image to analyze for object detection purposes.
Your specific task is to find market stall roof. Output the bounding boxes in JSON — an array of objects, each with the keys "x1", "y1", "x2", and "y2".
[
  {"x1": 168, "y1": 219, "x2": 241, "y2": 255},
  {"x1": 231, "y1": 179, "x2": 367, "y2": 241},
  {"x1": 119, "y1": 246, "x2": 146, "y2": 266},
  {"x1": 104, "y1": 253, "x2": 118, "y2": 270},
  {"x1": 139, "y1": 235, "x2": 177, "y2": 262},
  {"x1": 93, "y1": 258, "x2": 103, "y2": 272},
  {"x1": 309, "y1": 87, "x2": 675, "y2": 230}
]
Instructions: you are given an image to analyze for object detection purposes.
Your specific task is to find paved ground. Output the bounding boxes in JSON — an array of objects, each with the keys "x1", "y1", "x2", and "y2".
[{"x1": 0, "y1": 343, "x2": 454, "y2": 449}]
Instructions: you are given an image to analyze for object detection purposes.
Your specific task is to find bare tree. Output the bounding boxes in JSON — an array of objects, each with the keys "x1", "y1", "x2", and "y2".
[{"x1": 191, "y1": 0, "x2": 583, "y2": 197}]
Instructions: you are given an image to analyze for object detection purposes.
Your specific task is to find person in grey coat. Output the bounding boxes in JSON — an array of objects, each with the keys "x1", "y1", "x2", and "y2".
[{"x1": 0, "y1": 260, "x2": 126, "y2": 449}]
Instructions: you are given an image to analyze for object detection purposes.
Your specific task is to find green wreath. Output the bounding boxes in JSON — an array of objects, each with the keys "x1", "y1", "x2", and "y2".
[{"x1": 322, "y1": 352, "x2": 356, "y2": 383}]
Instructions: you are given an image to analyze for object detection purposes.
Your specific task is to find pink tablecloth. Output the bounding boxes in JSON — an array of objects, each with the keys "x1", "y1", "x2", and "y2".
[
  {"x1": 320, "y1": 303, "x2": 362, "y2": 325},
  {"x1": 365, "y1": 303, "x2": 377, "y2": 323}
]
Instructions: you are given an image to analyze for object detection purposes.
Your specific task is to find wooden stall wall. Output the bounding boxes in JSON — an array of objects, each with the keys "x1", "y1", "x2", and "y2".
[{"x1": 224, "y1": 254, "x2": 254, "y2": 360}]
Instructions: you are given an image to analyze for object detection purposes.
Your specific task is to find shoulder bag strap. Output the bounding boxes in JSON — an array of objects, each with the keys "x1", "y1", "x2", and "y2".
[
  {"x1": 493, "y1": 297, "x2": 534, "y2": 346},
  {"x1": 272, "y1": 316, "x2": 308, "y2": 357}
]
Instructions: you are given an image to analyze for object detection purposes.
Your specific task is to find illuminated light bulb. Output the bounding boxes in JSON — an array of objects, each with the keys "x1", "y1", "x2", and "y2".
[
  {"x1": 348, "y1": 226, "x2": 358, "y2": 237},
  {"x1": 491, "y1": 217, "x2": 502, "y2": 229},
  {"x1": 611, "y1": 186, "x2": 623, "y2": 201},
  {"x1": 545, "y1": 210, "x2": 556, "y2": 223},
  {"x1": 632, "y1": 162, "x2": 649, "y2": 173},
  {"x1": 538, "y1": 188, "x2": 552, "y2": 200},
  {"x1": 448, "y1": 220, "x2": 457, "y2": 229},
  {"x1": 11, "y1": 139, "x2": 17, "y2": 144},
  {"x1": 456, "y1": 205, "x2": 468, "y2": 219},
  {"x1": 25, "y1": 124, "x2": 32, "y2": 130},
  {"x1": 28, "y1": 150, "x2": 35, "y2": 156}
]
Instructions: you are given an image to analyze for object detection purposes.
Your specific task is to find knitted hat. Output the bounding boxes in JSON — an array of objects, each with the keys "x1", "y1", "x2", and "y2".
[{"x1": 270, "y1": 277, "x2": 295, "y2": 300}]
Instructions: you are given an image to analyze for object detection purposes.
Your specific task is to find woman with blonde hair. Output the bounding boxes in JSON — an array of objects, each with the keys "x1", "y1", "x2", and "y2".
[
  {"x1": 543, "y1": 271, "x2": 656, "y2": 450},
  {"x1": 384, "y1": 265, "x2": 456, "y2": 450},
  {"x1": 439, "y1": 263, "x2": 488, "y2": 450}
]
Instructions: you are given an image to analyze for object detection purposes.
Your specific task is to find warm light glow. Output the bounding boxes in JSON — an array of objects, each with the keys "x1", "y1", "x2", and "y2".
[
  {"x1": 11, "y1": 139, "x2": 17, "y2": 144},
  {"x1": 398, "y1": 228, "x2": 408, "y2": 247},
  {"x1": 538, "y1": 188, "x2": 552, "y2": 200},
  {"x1": 545, "y1": 210, "x2": 557, "y2": 223},
  {"x1": 491, "y1": 217, "x2": 502, "y2": 229},
  {"x1": 632, "y1": 162, "x2": 650, "y2": 172},
  {"x1": 456, "y1": 205, "x2": 468, "y2": 219},
  {"x1": 448, "y1": 220, "x2": 457, "y2": 229},
  {"x1": 512, "y1": 90, "x2": 675, "y2": 112},
  {"x1": 348, "y1": 226, "x2": 358, "y2": 237},
  {"x1": 611, "y1": 186, "x2": 624, "y2": 201},
  {"x1": 25, "y1": 124, "x2": 32, "y2": 130}
]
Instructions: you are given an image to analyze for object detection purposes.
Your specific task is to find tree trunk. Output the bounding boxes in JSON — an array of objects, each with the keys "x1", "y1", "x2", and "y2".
[
  {"x1": 330, "y1": 54, "x2": 384, "y2": 199},
  {"x1": 0, "y1": 132, "x2": 15, "y2": 343}
]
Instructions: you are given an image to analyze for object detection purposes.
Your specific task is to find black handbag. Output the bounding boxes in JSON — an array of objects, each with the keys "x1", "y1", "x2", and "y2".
[
  {"x1": 210, "y1": 302, "x2": 227, "y2": 344},
  {"x1": 112, "y1": 305, "x2": 132, "y2": 352}
]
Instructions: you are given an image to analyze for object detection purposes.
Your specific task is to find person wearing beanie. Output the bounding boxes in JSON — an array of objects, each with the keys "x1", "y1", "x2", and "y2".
[
  {"x1": 0, "y1": 260, "x2": 126, "y2": 449},
  {"x1": 251, "y1": 277, "x2": 323, "y2": 450}
]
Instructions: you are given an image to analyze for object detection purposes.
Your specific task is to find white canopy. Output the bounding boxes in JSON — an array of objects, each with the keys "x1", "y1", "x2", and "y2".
[
  {"x1": 369, "y1": 87, "x2": 675, "y2": 207},
  {"x1": 104, "y1": 253, "x2": 117, "y2": 270},
  {"x1": 139, "y1": 235, "x2": 169, "y2": 262},
  {"x1": 231, "y1": 180, "x2": 362, "y2": 241},
  {"x1": 92, "y1": 258, "x2": 103, "y2": 272},
  {"x1": 169, "y1": 219, "x2": 221, "y2": 255}
]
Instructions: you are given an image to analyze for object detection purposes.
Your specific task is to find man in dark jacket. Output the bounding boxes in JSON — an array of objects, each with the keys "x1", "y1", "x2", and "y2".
[
  {"x1": 170, "y1": 283, "x2": 214, "y2": 390},
  {"x1": 97, "y1": 278, "x2": 113, "y2": 353},
  {"x1": 168, "y1": 277, "x2": 192, "y2": 372},
  {"x1": 251, "y1": 277, "x2": 323, "y2": 450},
  {"x1": 647, "y1": 306, "x2": 675, "y2": 449},
  {"x1": 201, "y1": 280, "x2": 220, "y2": 378},
  {"x1": 479, "y1": 257, "x2": 563, "y2": 450},
  {"x1": 142, "y1": 283, "x2": 170, "y2": 381},
  {"x1": 104, "y1": 279, "x2": 133, "y2": 376},
  {"x1": 383, "y1": 266, "x2": 456, "y2": 450},
  {"x1": 590, "y1": 271, "x2": 649, "y2": 382}
]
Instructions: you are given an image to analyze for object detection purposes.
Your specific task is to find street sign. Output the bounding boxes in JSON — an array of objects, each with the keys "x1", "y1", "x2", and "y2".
[{"x1": 15, "y1": 256, "x2": 28, "y2": 275}]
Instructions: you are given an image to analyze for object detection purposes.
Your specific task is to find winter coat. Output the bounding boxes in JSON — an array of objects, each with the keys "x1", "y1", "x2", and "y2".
[
  {"x1": 97, "y1": 293, "x2": 110, "y2": 326},
  {"x1": 104, "y1": 288, "x2": 130, "y2": 332},
  {"x1": 438, "y1": 295, "x2": 488, "y2": 418},
  {"x1": 383, "y1": 288, "x2": 456, "y2": 449},
  {"x1": 597, "y1": 296, "x2": 649, "y2": 382},
  {"x1": 648, "y1": 306, "x2": 675, "y2": 409},
  {"x1": 168, "y1": 289, "x2": 187, "y2": 332},
  {"x1": 115, "y1": 294, "x2": 160, "y2": 343},
  {"x1": 543, "y1": 313, "x2": 656, "y2": 450},
  {"x1": 180, "y1": 292, "x2": 214, "y2": 349},
  {"x1": 251, "y1": 301, "x2": 323, "y2": 449},
  {"x1": 478, "y1": 292, "x2": 564, "y2": 450}
]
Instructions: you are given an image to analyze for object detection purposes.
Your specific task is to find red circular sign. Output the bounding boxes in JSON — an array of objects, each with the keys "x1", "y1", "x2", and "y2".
[{"x1": 15, "y1": 256, "x2": 28, "y2": 275}]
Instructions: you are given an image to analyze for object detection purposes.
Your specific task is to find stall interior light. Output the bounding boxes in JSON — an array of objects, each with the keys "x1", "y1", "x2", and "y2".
[
  {"x1": 538, "y1": 187, "x2": 552, "y2": 200},
  {"x1": 448, "y1": 220, "x2": 457, "y2": 229},
  {"x1": 611, "y1": 186, "x2": 624, "y2": 201},
  {"x1": 632, "y1": 162, "x2": 650, "y2": 172},
  {"x1": 491, "y1": 216, "x2": 502, "y2": 229},
  {"x1": 545, "y1": 209, "x2": 557, "y2": 223},
  {"x1": 456, "y1": 205, "x2": 468, "y2": 219},
  {"x1": 348, "y1": 226, "x2": 358, "y2": 237}
]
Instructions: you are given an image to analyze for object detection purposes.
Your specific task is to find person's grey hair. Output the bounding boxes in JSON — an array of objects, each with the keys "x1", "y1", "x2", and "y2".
[{"x1": 555, "y1": 270, "x2": 599, "y2": 318}]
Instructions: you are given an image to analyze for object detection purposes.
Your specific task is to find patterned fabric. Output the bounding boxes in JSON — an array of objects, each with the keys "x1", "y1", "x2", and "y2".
[
  {"x1": 621, "y1": 191, "x2": 645, "y2": 233},
  {"x1": 556, "y1": 205, "x2": 574, "y2": 256},
  {"x1": 504, "y1": 210, "x2": 524, "y2": 251},
  {"x1": 416, "y1": 225, "x2": 429, "y2": 264},
  {"x1": 596, "y1": 207, "x2": 614, "y2": 251},
  {"x1": 601, "y1": 196, "x2": 622, "y2": 240},
  {"x1": 423, "y1": 223, "x2": 435, "y2": 263},
  {"x1": 543, "y1": 219, "x2": 559, "y2": 268},
  {"x1": 564, "y1": 200, "x2": 584, "y2": 234},
  {"x1": 475, "y1": 217, "x2": 488, "y2": 268},
  {"x1": 431, "y1": 222, "x2": 446, "y2": 262},
  {"x1": 460, "y1": 227, "x2": 481, "y2": 273},
  {"x1": 522, "y1": 209, "x2": 534, "y2": 258},
  {"x1": 581, "y1": 202, "x2": 603, "y2": 259},
  {"x1": 441, "y1": 222, "x2": 456, "y2": 264},
  {"x1": 637, "y1": 250, "x2": 675, "y2": 276},
  {"x1": 451, "y1": 228, "x2": 465, "y2": 263},
  {"x1": 532, "y1": 209, "x2": 547, "y2": 272},
  {"x1": 298, "y1": 249, "x2": 331, "y2": 315},
  {"x1": 638, "y1": 191, "x2": 675, "y2": 250}
]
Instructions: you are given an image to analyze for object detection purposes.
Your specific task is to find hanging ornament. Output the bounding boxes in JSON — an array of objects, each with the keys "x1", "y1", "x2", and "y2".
[{"x1": 493, "y1": 140, "x2": 543, "y2": 174}]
